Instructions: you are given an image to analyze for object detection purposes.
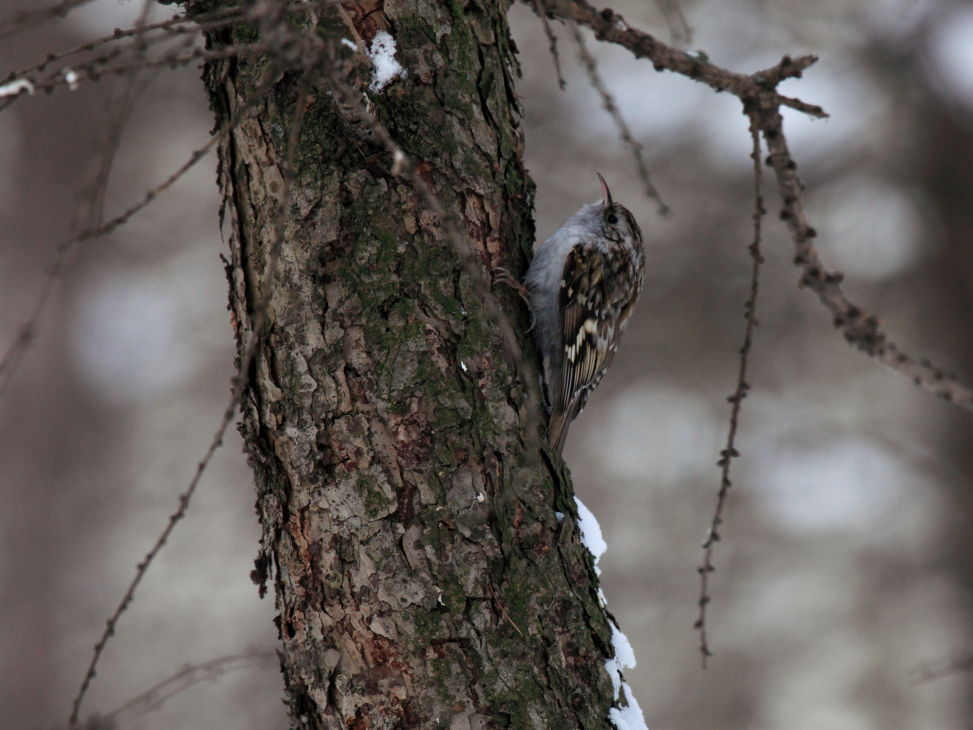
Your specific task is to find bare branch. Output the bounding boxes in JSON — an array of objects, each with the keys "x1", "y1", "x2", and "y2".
[
  {"x1": 0, "y1": 37, "x2": 284, "y2": 398},
  {"x1": 531, "y1": 0, "x2": 567, "y2": 90},
  {"x1": 68, "y1": 382, "x2": 236, "y2": 726},
  {"x1": 0, "y1": 5, "x2": 247, "y2": 84},
  {"x1": 0, "y1": 43, "x2": 270, "y2": 105},
  {"x1": 754, "y1": 100, "x2": 973, "y2": 412},
  {"x1": 694, "y1": 112, "x2": 765, "y2": 666},
  {"x1": 536, "y1": 0, "x2": 973, "y2": 665},
  {"x1": 70, "y1": 0, "x2": 155, "y2": 234},
  {"x1": 541, "y1": 0, "x2": 973, "y2": 417},
  {"x1": 569, "y1": 22, "x2": 670, "y2": 215},
  {"x1": 1, "y1": 121, "x2": 214, "y2": 396},
  {"x1": 535, "y1": 0, "x2": 827, "y2": 118}
]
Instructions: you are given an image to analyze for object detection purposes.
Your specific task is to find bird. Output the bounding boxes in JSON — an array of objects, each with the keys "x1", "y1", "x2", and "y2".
[{"x1": 524, "y1": 175, "x2": 645, "y2": 455}]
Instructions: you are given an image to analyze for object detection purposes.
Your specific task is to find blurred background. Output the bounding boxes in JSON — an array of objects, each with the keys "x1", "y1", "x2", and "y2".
[{"x1": 2, "y1": 0, "x2": 972, "y2": 727}]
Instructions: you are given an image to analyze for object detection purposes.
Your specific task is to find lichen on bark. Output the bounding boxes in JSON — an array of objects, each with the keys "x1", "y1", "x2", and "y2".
[{"x1": 198, "y1": 0, "x2": 628, "y2": 726}]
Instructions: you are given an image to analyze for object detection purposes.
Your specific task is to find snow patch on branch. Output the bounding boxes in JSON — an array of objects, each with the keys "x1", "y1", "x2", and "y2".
[
  {"x1": 367, "y1": 31, "x2": 406, "y2": 93},
  {"x1": 573, "y1": 496, "x2": 649, "y2": 730},
  {"x1": 0, "y1": 78, "x2": 35, "y2": 98}
]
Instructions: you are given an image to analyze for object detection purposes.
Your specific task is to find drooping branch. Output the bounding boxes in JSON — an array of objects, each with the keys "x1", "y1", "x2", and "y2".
[
  {"x1": 695, "y1": 112, "x2": 765, "y2": 665},
  {"x1": 754, "y1": 99, "x2": 973, "y2": 410}
]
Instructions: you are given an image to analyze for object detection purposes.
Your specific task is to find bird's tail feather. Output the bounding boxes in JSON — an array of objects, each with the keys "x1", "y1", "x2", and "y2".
[{"x1": 547, "y1": 408, "x2": 571, "y2": 456}]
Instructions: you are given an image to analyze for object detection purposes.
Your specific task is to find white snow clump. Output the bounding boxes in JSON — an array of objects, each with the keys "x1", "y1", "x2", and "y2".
[
  {"x1": 367, "y1": 30, "x2": 406, "y2": 92},
  {"x1": 0, "y1": 78, "x2": 35, "y2": 98}
]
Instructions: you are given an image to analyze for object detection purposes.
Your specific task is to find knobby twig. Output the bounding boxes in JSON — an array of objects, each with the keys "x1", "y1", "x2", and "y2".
[
  {"x1": 1, "y1": 98, "x2": 220, "y2": 396},
  {"x1": 754, "y1": 101, "x2": 973, "y2": 410},
  {"x1": 541, "y1": 0, "x2": 973, "y2": 659},
  {"x1": 569, "y1": 22, "x2": 670, "y2": 215},
  {"x1": 70, "y1": 0, "x2": 155, "y2": 235},
  {"x1": 0, "y1": 6, "x2": 244, "y2": 86},
  {"x1": 694, "y1": 112, "x2": 765, "y2": 666},
  {"x1": 68, "y1": 398, "x2": 241, "y2": 725},
  {"x1": 0, "y1": 6, "x2": 280, "y2": 393},
  {"x1": 0, "y1": 42, "x2": 271, "y2": 105},
  {"x1": 534, "y1": 0, "x2": 827, "y2": 118}
]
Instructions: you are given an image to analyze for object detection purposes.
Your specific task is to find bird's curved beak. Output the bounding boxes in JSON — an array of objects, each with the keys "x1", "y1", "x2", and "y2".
[{"x1": 596, "y1": 172, "x2": 613, "y2": 207}]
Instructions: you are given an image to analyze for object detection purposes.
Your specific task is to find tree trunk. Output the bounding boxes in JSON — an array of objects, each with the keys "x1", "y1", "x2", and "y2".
[{"x1": 200, "y1": 1, "x2": 624, "y2": 726}]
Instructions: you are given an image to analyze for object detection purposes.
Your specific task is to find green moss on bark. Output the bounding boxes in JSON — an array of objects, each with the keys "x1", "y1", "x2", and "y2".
[{"x1": 204, "y1": 0, "x2": 623, "y2": 727}]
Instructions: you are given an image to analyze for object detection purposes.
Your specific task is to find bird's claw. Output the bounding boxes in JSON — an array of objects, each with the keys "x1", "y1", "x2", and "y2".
[{"x1": 491, "y1": 266, "x2": 530, "y2": 305}]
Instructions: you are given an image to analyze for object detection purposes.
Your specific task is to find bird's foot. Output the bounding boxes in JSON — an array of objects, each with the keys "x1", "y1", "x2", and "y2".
[{"x1": 491, "y1": 266, "x2": 530, "y2": 305}]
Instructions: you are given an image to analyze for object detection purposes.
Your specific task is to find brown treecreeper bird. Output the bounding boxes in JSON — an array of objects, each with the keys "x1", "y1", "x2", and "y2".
[{"x1": 524, "y1": 175, "x2": 644, "y2": 454}]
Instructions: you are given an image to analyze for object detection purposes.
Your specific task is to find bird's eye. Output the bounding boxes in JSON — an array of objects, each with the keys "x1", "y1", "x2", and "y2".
[{"x1": 606, "y1": 212, "x2": 619, "y2": 225}]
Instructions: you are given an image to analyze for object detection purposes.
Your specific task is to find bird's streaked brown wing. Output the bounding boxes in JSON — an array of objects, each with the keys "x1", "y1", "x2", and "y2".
[{"x1": 548, "y1": 242, "x2": 628, "y2": 453}]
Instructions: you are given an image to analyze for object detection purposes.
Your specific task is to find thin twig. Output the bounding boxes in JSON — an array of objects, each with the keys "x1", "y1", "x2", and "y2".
[
  {"x1": 569, "y1": 22, "x2": 670, "y2": 215},
  {"x1": 694, "y1": 111, "x2": 765, "y2": 666},
  {"x1": 1, "y1": 133, "x2": 214, "y2": 396},
  {"x1": 654, "y1": 0, "x2": 692, "y2": 44},
  {"x1": 68, "y1": 398, "x2": 240, "y2": 725},
  {"x1": 532, "y1": 0, "x2": 567, "y2": 90},
  {"x1": 70, "y1": 0, "x2": 155, "y2": 234},
  {"x1": 0, "y1": 42, "x2": 270, "y2": 104},
  {"x1": 0, "y1": 6, "x2": 247, "y2": 84},
  {"x1": 65, "y1": 68, "x2": 294, "y2": 725},
  {"x1": 0, "y1": 42, "x2": 277, "y2": 398},
  {"x1": 101, "y1": 650, "x2": 277, "y2": 725}
]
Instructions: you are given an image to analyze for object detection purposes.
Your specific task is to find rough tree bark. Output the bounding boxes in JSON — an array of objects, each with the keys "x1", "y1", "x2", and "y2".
[{"x1": 198, "y1": 0, "x2": 627, "y2": 727}]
